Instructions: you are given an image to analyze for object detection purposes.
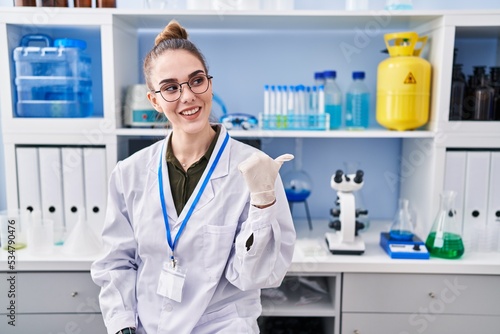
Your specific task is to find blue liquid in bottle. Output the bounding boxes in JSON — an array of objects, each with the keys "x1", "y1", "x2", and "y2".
[
  {"x1": 345, "y1": 71, "x2": 370, "y2": 129},
  {"x1": 325, "y1": 104, "x2": 342, "y2": 129},
  {"x1": 323, "y1": 70, "x2": 342, "y2": 129}
]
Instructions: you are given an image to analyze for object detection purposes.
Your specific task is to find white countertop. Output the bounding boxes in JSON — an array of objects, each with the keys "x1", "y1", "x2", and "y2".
[
  {"x1": 290, "y1": 220, "x2": 500, "y2": 275},
  {"x1": 1, "y1": 221, "x2": 499, "y2": 275}
]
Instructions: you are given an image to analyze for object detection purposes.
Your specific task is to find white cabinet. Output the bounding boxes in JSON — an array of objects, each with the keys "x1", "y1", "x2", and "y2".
[
  {"x1": 0, "y1": 271, "x2": 106, "y2": 333},
  {"x1": 342, "y1": 313, "x2": 500, "y2": 334},
  {"x1": 342, "y1": 273, "x2": 500, "y2": 334}
]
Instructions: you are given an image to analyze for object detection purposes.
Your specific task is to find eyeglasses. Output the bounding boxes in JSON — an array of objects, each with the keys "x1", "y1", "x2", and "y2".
[{"x1": 153, "y1": 74, "x2": 213, "y2": 102}]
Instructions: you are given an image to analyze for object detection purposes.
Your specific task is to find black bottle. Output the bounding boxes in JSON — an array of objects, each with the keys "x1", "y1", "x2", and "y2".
[
  {"x1": 450, "y1": 64, "x2": 466, "y2": 120},
  {"x1": 463, "y1": 66, "x2": 486, "y2": 120},
  {"x1": 490, "y1": 66, "x2": 500, "y2": 120},
  {"x1": 474, "y1": 74, "x2": 494, "y2": 120}
]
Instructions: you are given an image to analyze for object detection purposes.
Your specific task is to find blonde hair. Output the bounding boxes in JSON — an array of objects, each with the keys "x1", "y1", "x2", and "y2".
[{"x1": 143, "y1": 20, "x2": 208, "y2": 90}]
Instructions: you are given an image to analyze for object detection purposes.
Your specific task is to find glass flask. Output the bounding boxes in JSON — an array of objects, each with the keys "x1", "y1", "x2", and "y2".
[
  {"x1": 390, "y1": 198, "x2": 414, "y2": 240},
  {"x1": 283, "y1": 169, "x2": 312, "y2": 202},
  {"x1": 425, "y1": 191, "x2": 465, "y2": 259}
]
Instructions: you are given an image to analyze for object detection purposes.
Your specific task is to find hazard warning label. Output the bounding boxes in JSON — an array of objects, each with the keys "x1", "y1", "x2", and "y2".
[{"x1": 404, "y1": 72, "x2": 417, "y2": 84}]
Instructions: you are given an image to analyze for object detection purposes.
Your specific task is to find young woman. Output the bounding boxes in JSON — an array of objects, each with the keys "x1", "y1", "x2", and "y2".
[{"x1": 91, "y1": 20, "x2": 296, "y2": 334}]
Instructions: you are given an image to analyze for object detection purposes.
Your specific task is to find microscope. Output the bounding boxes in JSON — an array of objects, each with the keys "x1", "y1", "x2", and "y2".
[{"x1": 325, "y1": 169, "x2": 368, "y2": 255}]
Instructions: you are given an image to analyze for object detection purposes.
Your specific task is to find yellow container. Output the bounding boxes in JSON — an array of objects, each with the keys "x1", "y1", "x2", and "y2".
[{"x1": 376, "y1": 32, "x2": 431, "y2": 131}]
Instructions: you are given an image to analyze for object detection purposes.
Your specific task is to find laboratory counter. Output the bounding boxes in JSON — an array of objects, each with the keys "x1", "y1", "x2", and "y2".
[{"x1": 1, "y1": 220, "x2": 499, "y2": 275}]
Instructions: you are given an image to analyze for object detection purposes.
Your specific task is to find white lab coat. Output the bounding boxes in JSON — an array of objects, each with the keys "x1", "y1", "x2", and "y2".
[{"x1": 91, "y1": 125, "x2": 296, "y2": 334}]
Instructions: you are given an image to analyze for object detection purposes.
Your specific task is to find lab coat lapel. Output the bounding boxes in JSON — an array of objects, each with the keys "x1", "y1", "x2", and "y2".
[
  {"x1": 177, "y1": 126, "x2": 231, "y2": 223},
  {"x1": 146, "y1": 137, "x2": 179, "y2": 225}
]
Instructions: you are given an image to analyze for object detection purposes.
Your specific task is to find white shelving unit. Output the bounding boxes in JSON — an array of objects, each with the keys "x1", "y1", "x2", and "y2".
[{"x1": 1, "y1": 7, "x2": 500, "y2": 334}]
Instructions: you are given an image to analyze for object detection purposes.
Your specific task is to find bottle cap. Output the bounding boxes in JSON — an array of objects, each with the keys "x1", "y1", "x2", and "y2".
[
  {"x1": 54, "y1": 38, "x2": 87, "y2": 50},
  {"x1": 314, "y1": 72, "x2": 325, "y2": 80},
  {"x1": 323, "y1": 70, "x2": 337, "y2": 79},
  {"x1": 352, "y1": 71, "x2": 365, "y2": 80}
]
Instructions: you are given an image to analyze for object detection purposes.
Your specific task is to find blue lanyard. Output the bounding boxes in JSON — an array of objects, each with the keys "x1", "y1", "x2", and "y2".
[{"x1": 158, "y1": 132, "x2": 229, "y2": 262}]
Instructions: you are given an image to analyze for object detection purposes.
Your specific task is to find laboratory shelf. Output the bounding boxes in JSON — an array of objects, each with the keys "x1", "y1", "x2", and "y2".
[
  {"x1": 261, "y1": 295, "x2": 335, "y2": 317},
  {"x1": 115, "y1": 127, "x2": 436, "y2": 139},
  {"x1": 3, "y1": 118, "x2": 112, "y2": 134},
  {"x1": 113, "y1": 9, "x2": 442, "y2": 31}
]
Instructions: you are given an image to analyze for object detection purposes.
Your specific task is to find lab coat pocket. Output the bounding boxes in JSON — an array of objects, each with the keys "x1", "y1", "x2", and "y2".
[{"x1": 203, "y1": 224, "x2": 237, "y2": 281}]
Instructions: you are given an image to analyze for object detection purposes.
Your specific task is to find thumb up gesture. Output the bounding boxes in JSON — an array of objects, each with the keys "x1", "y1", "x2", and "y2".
[{"x1": 238, "y1": 151, "x2": 294, "y2": 207}]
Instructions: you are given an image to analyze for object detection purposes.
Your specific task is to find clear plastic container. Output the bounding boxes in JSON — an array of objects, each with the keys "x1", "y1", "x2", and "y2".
[
  {"x1": 345, "y1": 71, "x2": 369, "y2": 129},
  {"x1": 13, "y1": 35, "x2": 93, "y2": 118},
  {"x1": 15, "y1": 77, "x2": 93, "y2": 117},
  {"x1": 14, "y1": 36, "x2": 91, "y2": 79},
  {"x1": 323, "y1": 70, "x2": 343, "y2": 129}
]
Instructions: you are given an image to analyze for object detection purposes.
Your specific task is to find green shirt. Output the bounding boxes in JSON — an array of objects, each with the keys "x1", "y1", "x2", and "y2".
[{"x1": 166, "y1": 125, "x2": 220, "y2": 216}]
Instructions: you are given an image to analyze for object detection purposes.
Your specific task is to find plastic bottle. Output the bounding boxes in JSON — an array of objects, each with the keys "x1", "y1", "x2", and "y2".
[
  {"x1": 314, "y1": 71, "x2": 325, "y2": 88},
  {"x1": 287, "y1": 85, "x2": 295, "y2": 115},
  {"x1": 345, "y1": 71, "x2": 369, "y2": 129},
  {"x1": 263, "y1": 85, "x2": 270, "y2": 116},
  {"x1": 323, "y1": 70, "x2": 342, "y2": 129}
]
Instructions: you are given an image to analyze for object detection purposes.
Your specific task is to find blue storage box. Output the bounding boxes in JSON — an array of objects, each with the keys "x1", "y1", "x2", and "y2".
[
  {"x1": 15, "y1": 77, "x2": 93, "y2": 118},
  {"x1": 13, "y1": 34, "x2": 93, "y2": 118}
]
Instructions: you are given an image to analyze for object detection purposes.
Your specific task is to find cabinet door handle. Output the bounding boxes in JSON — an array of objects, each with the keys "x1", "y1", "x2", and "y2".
[
  {"x1": 428, "y1": 292, "x2": 436, "y2": 298},
  {"x1": 71, "y1": 292, "x2": 78, "y2": 297},
  {"x1": 354, "y1": 330, "x2": 360, "y2": 334}
]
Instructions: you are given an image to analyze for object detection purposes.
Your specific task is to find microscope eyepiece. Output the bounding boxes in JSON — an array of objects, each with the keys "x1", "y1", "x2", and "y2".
[
  {"x1": 353, "y1": 170, "x2": 364, "y2": 184},
  {"x1": 334, "y1": 170, "x2": 343, "y2": 183}
]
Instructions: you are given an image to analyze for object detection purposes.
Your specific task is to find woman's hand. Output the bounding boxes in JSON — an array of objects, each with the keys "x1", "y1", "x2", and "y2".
[{"x1": 238, "y1": 151, "x2": 294, "y2": 207}]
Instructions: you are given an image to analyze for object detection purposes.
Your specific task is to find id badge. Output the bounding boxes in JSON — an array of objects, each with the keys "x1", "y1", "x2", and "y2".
[{"x1": 157, "y1": 261, "x2": 187, "y2": 303}]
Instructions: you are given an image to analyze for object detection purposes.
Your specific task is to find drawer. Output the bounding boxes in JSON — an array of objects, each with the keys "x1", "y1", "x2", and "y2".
[
  {"x1": 0, "y1": 271, "x2": 101, "y2": 313},
  {"x1": 0, "y1": 313, "x2": 105, "y2": 333},
  {"x1": 342, "y1": 273, "x2": 500, "y2": 315},
  {"x1": 341, "y1": 313, "x2": 500, "y2": 334}
]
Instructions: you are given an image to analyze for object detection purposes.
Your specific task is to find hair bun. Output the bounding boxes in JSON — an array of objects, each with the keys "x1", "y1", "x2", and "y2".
[{"x1": 155, "y1": 20, "x2": 189, "y2": 46}]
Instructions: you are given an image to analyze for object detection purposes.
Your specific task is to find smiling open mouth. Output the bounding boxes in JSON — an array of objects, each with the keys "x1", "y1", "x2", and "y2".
[{"x1": 180, "y1": 107, "x2": 200, "y2": 116}]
